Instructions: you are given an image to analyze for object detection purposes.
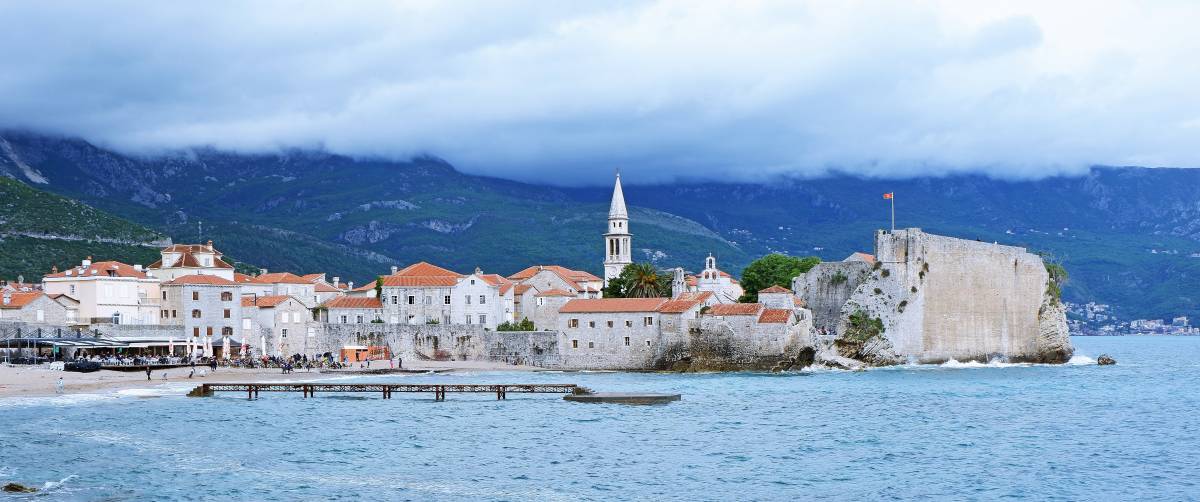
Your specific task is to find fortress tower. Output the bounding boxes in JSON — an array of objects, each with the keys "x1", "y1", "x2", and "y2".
[{"x1": 603, "y1": 172, "x2": 632, "y2": 286}]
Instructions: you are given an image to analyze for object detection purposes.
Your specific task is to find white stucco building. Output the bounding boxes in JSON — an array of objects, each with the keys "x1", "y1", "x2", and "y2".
[{"x1": 42, "y1": 258, "x2": 161, "y2": 326}]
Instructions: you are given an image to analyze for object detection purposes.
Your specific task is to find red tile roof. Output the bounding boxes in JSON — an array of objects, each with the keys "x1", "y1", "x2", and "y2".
[
  {"x1": 759, "y1": 285, "x2": 791, "y2": 294},
  {"x1": 314, "y1": 282, "x2": 340, "y2": 293},
  {"x1": 380, "y1": 276, "x2": 458, "y2": 287},
  {"x1": 535, "y1": 288, "x2": 575, "y2": 297},
  {"x1": 657, "y1": 295, "x2": 706, "y2": 314},
  {"x1": 508, "y1": 265, "x2": 599, "y2": 282},
  {"x1": 301, "y1": 273, "x2": 325, "y2": 282},
  {"x1": 44, "y1": 261, "x2": 149, "y2": 279},
  {"x1": 165, "y1": 274, "x2": 238, "y2": 286},
  {"x1": 322, "y1": 296, "x2": 383, "y2": 309},
  {"x1": 252, "y1": 272, "x2": 312, "y2": 285},
  {"x1": 514, "y1": 284, "x2": 533, "y2": 295},
  {"x1": 162, "y1": 243, "x2": 222, "y2": 254},
  {"x1": 0, "y1": 292, "x2": 44, "y2": 309},
  {"x1": 845, "y1": 252, "x2": 877, "y2": 265},
  {"x1": 707, "y1": 303, "x2": 764, "y2": 316},
  {"x1": 560, "y1": 298, "x2": 667, "y2": 313},
  {"x1": 233, "y1": 273, "x2": 255, "y2": 283},
  {"x1": 758, "y1": 308, "x2": 793, "y2": 324},
  {"x1": 395, "y1": 262, "x2": 462, "y2": 277},
  {"x1": 242, "y1": 295, "x2": 293, "y2": 308}
]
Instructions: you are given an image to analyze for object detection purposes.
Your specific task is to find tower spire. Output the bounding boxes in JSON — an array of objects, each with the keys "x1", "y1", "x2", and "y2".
[{"x1": 608, "y1": 172, "x2": 627, "y2": 219}]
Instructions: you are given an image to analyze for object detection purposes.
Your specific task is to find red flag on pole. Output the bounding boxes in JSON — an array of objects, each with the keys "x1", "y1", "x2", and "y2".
[{"x1": 883, "y1": 192, "x2": 893, "y2": 199}]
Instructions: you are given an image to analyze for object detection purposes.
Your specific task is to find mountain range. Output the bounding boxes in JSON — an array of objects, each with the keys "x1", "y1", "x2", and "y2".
[{"x1": 3, "y1": 130, "x2": 1199, "y2": 321}]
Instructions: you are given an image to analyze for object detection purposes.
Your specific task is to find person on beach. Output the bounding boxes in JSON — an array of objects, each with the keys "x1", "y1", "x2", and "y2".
[
  {"x1": 146, "y1": 365, "x2": 152, "y2": 381},
  {"x1": 55, "y1": 377, "x2": 64, "y2": 394}
]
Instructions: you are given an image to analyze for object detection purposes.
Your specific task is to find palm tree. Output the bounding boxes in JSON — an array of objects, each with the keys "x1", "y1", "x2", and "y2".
[{"x1": 624, "y1": 263, "x2": 664, "y2": 298}]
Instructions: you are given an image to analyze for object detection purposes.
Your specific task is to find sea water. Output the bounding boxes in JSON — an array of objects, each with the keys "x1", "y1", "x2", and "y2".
[{"x1": 1, "y1": 336, "x2": 1197, "y2": 501}]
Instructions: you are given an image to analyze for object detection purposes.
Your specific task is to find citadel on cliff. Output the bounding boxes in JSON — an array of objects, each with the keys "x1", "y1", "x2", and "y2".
[{"x1": 1, "y1": 174, "x2": 1073, "y2": 370}]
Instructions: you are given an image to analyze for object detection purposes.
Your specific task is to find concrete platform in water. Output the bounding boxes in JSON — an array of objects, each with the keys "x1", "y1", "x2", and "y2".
[{"x1": 563, "y1": 392, "x2": 681, "y2": 404}]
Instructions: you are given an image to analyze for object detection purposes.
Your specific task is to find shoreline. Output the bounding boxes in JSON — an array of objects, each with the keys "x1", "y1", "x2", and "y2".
[{"x1": 0, "y1": 359, "x2": 546, "y2": 399}]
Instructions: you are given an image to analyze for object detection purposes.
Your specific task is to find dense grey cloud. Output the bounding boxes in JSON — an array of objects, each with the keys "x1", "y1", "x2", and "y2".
[{"x1": 1, "y1": 0, "x2": 1198, "y2": 185}]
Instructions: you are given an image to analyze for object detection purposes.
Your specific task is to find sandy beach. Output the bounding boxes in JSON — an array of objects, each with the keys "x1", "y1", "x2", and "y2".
[{"x1": 0, "y1": 359, "x2": 546, "y2": 398}]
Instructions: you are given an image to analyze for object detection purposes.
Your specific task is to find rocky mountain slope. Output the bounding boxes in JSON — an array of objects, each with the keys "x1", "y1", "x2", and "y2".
[{"x1": 3, "y1": 130, "x2": 1199, "y2": 320}]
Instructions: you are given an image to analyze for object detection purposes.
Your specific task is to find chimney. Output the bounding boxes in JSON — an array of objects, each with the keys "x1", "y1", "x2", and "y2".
[
  {"x1": 332, "y1": 276, "x2": 340, "y2": 287},
  {"x1": 475, "y1": 267, "x2": 482, "y2": 275},
  {"x1": 2, "y1": 292, "x2": 10, "y2": 305},
  {"x1": 348, "y1": 281, "x2": 355, "y2": 291},
  {"x1": 207, "y1": 240, "x2": 214, "y2": 250},
  {"x1": 134, "y1": 264, "x2": 143, "y2": 272},
  {"x1": 82, "y1": 256, "x2": 92, "y2": 267},
  {"x1": 390, "y1": 266, "x2": 398, "y2": 275},
  {"x1": 51, "y1": 265, "x2": 58, "y2": 274},
  {"x1": 260, "y1": 268, "x2": 268, "y2": 275}
]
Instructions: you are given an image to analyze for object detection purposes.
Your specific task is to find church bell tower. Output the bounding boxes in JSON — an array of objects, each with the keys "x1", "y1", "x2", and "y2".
[{"x1": 603, "y1": 172, "x2": 632, "y2": 286}]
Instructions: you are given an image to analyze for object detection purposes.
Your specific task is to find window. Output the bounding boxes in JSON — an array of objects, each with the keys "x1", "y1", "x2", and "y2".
[
  {"x1": 646, "y1": 340, "x2": 652, "y2": 347},
  {"x1": 222, "y1": 327, "x2": 232, "y2": 336},
  {"x1": 572, "y1": 339, "x2": 578, "y2": 349},
  {"x1": 588, "y1": 321, "x2": 595, "y2": 328},
  {"x1": 470, "y1": 279, "x2": 476, "y2": 285},
  {"x1": 356, "y1": 315, "x2": 364, "y2": 324},
  {"x1": 466, "y1": 314, "x2": 473, "y2": 324},
  {"x1": 191, "y1": 309, "x2": 201, "y2": 318},
  {"x1": 626, "y1": 320, "x2": 632, "y2": 327},
  {"x1": 424, "y1": 296, "x2": 432, "y2": 305},
  {"x1": 281, "y1": 328, "x2": 288, "y2": 339},
  {"x1": 624, "y1": 336, "x2": 630, "y2": 346},
  {"x1": 161, "y1": 291, "x2": 167, "y2": 300},
  {"x1": 588, "y1": 341, "x2": 595, "y2": 348},
  {"x1": 644, "y1": 316, "x2": 654, "y2": 326},
  {"x1": 407, "y1": 295, "x2": 415, "y2": 305},
  {"x1": 536, "y1": 297, "x2": 544, "y2": 306},
  {"x1": 340, "y1": 315, "x2": 348, "y2": 324},
  {"x1": 407, "y1": 314, "x2": 415, "y2": 323},
  {"x1": 607, "y1": 321, "x2": 614, "y2": 328},
  {"x1": 70, "y1": 285, "x2": 76, "y2": 295},
  {"x1": 223, "y1": 309, "x2": 231, "y2": 319},
  {"x1": 391, "y1": 296, "x2": 398, "y2": 305},
  {"x1": 479, "y1": 314, "x2": 486, "y2": 325},
  {"x1": 171, "y1": 310, "x2": 177, "y2": 318},
  {"x1": 479, "y1": 295, "x2": 486, "y2": 305},
  {"x1": 569, "y1": 319, "x2": 579, "y2": 328},
  {"x1": 192, "y1": 291, "x2": 199, "y2": 301},
  {"x1": 206, "y1": 327, "x2": 213, "y2": 336},
  {"x1": 221, "y1": 292, "x2": 232, "y2": 301},
  {"x1": 465, "y1": 295, "x2": 471, "y2": 305},
  {"x1": 444, "y1": 295, "x2": 451, "y2": 305},
  {"x1": 36, "y1": 310, "x2": 44, "y2": 322},
  {"x1": 193, "y1": 327, "x2": 200, "y2": 337}
]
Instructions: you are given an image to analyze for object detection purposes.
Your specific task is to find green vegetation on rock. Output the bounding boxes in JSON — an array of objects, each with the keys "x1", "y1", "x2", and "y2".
[
  {"x1": 497, "y1": 318, "x2": 535, "y2": 331},
  {"x1": 845, "y1": 310, "x2": 885, "y2": 343}
]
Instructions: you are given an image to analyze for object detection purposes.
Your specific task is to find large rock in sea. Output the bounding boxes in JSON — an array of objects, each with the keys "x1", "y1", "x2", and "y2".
[{"x1": 798, "y1": 229, "x2": 1074, "y2": 366}]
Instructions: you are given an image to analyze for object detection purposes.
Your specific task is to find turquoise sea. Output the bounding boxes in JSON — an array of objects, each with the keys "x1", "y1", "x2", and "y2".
[{"x1": 1, "y1": 336, "x2": 1197, "y2": 501}]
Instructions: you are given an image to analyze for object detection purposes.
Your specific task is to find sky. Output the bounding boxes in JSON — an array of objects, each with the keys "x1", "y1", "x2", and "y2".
[{"x1": 1, "y1": 0, "x2": 1198, "y2": 185}]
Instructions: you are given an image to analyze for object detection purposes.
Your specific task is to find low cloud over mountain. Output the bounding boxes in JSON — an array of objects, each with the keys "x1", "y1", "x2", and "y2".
[{"x1": 2, "y1": 1, "x2": 1199, "y2": 184}]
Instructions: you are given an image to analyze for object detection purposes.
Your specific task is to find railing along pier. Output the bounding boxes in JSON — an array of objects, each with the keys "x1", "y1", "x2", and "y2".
[{"x1": 188, "y1": 383, "x2": 577, "y2": 401}]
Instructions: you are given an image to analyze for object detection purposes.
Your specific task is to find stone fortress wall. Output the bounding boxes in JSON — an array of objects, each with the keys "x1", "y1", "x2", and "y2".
[{"x1": 813, "y1": 228, "x2": 1072, "y2": 364}]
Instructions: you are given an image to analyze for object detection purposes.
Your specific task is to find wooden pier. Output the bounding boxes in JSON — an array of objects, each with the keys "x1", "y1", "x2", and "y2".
[{"x1": 188, "y1": 382, "x2": 578, "y2": 401}]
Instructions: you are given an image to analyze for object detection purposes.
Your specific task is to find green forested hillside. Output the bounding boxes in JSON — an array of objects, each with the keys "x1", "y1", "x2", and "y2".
[{"x1": 0, "y1": 176, "x2": 165, "y2": 279}]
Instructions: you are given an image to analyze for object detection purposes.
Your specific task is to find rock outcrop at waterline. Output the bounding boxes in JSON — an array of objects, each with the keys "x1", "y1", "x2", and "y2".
[{"x1": 796, "y1": 229, "x2": 1074, "y2": 367}]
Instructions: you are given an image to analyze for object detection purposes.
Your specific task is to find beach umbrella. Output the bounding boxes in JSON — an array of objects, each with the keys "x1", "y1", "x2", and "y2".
[
  {"x1": 222, "y1": 336, "x2": 230, "y2": 360},
  {"x1": 168, "y1": 339, "x2": 174, "y2": 355}
]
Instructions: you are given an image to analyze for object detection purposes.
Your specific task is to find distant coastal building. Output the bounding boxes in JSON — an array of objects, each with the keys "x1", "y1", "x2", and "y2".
[
  {"x1": 603, "y1": 173, "x2": 632, "y2": 287},
  {"x1": 160, "y1": 274, "x2": 242, "y2": 358},
  {"x1": 0, "y1": 291, "x2": 71, "y2": 324},
  {"x1": 42, "y1": 258, "x2": 161, "y2": 325},
  {"x1": 242, "y1": 294, "x2": 311, "y2": 357},
  {"x1": 147, "y1": 241, "x2": 236, "y2": 282}
]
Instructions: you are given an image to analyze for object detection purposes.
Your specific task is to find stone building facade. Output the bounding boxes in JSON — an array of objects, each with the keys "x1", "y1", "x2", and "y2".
[{"x1": 160, "y1": 274, "x2": 242, "y2": 357}]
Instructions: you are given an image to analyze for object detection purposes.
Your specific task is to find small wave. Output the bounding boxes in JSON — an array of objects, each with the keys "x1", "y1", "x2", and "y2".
[
  {"x1": 1067, "y1": 355, "x2": 1096, "y2": 366},
  {"x1": 938, "y1": 359, "x2": 1030, "y2": 369},
  {"x1": 40, "y1": 474, "x2": 78, "y2": 493},
  {"x1": 0, "y1": 392, "x2": 114, "y2": 409}
]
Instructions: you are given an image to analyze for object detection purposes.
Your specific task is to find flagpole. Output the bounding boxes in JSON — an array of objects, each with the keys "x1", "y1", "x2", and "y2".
[{"x1": 890, "y1": 194, "x2": 895, "y2": 232}]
